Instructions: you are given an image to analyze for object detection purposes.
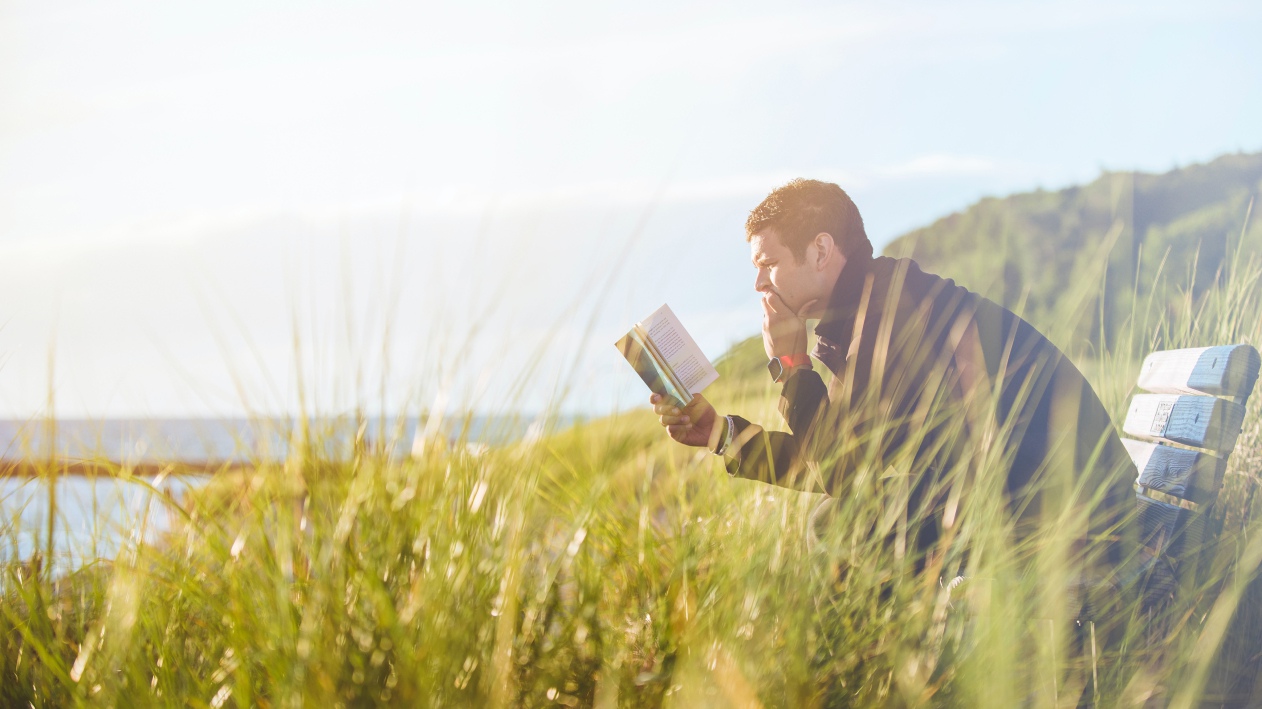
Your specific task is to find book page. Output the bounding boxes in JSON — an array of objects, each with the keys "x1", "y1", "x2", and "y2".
[
  {"x1": 614, "y1": 328, "x2": 689, "y2": 406},
  {"x1": 641, "y1": 304, "x2": 719, "y2": 395},
  {"x1": 634, "y1": 324, "x2": 691, "y2": 403}
]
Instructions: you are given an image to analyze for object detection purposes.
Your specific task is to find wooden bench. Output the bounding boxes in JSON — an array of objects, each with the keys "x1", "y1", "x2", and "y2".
[{"x1": 1120, "y1": 344, "x2": 1261, "y2": 611}]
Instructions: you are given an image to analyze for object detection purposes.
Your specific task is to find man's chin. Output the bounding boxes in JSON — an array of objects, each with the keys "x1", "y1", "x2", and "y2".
[{"x1": 795, "y1": 302, "x2": 822, "y2": 320}]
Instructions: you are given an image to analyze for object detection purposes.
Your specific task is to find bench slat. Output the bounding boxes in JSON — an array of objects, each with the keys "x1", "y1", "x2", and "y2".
[
  {"x1": 1123, "y1": 394, "x2": 1247, "y2": 453},
  {"x1": 1136, "y1": 494, "x2": 1207, "y2": 558},
  {"x1": 1135, "y1": 492, "x2": 1210, "y2": 600},
  {"x1": 1121, "y1": 438, "x2": 1225, "y2": 504},
  {"x1": 1137, "y1": 344, "x2": 1261, "y2": 399}
]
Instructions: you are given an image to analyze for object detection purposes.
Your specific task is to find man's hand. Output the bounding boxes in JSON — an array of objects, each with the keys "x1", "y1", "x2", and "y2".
[
  {"x1": 651, "y1": 393, "x2": 720, "y2": 449},
  {"x1": 762, "y1": 292, "x2": 817, "y2": 359}
]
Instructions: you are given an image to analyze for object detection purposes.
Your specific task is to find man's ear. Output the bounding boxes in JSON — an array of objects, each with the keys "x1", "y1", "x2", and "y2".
[{"x1": 813, "y1": 232, "x2": 836, "y2": 270}]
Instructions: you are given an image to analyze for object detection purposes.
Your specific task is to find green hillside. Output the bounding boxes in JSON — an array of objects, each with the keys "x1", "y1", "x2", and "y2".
[{"x1": 884, "y1": 151, "x2": 1262, "y2": 355}]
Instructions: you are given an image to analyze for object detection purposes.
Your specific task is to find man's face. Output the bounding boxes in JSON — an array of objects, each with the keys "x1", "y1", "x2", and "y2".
[{"x1": 749, "y1": 231, "x2": 826, "y2": 315}]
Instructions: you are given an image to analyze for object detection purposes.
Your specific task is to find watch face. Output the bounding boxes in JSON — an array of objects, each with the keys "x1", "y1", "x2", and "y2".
[{"x1": 767, "y1": 357, "x2": 784, "y2": 382}]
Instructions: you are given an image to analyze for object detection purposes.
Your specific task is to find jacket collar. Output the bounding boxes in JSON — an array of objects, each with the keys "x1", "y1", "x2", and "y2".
[{"x1": 814, "y1": 253, "x2": 875, "y2": 344}]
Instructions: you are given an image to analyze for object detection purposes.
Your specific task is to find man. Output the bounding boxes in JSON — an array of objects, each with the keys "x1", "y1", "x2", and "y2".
[{"x1": 650, "y1": 179, "x2": 1136, "y2": 618}]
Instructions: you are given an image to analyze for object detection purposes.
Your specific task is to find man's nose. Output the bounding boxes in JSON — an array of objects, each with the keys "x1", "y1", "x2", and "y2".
[{"x1": 754, "y1": 270, "x2": 771, "y2": 293}]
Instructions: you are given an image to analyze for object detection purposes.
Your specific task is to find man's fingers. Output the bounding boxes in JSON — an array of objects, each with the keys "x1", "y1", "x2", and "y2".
[
  {"x1": 666, "y1": 424, "x2": 693, "y2": 439},
  {"x1": 761, "y1": 292, "x2": 782, "y2": 317},
  {"x1": 760, "y1": 294, "x2": 777, "y2": 318},
  {"x1": 763, "y1": 291, "x2": 790, "y2": 313},
  {"x1": 654, "y1": 401, "x2": 682, "y2": 416},
  {"x1": 681, "y1": 403, "x2": 701, "y2": 418},
  {"x1": 652, "y1": 395, "x2": 703, "y2": 439}
]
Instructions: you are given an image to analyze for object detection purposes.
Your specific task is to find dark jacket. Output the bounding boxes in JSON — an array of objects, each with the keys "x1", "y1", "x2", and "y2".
[{"x1": 725, "y1": 254, "x2": 1136, "y2": 592}]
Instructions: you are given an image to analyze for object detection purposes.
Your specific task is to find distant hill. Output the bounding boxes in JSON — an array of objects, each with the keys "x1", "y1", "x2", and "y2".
[
  {"x1": 710, "y1": 151, "x2": 1262, "y2": 385},
  {"x1": 884, "y1": 151, "x2": 1262, "y2": 354}
]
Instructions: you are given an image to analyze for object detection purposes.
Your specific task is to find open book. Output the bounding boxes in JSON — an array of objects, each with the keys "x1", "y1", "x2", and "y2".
[{"x1": 615, "y1": 304, "x2": 719, "y2": 406}]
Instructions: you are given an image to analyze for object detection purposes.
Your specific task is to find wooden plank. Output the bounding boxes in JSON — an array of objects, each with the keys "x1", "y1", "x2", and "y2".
[
  {"x1": 1121, "y1": 438, "x2": 1225, "y2": 504},
  {"x1": 1134, "y1": 492, "x2": 1210, "y2": 610},
  {"x1": 1136, "y1": 493, "x2": 1206, "y2": 560},
  {"x1": 1122, "y1": 394, "x2": 1247, "y2": 453},
  {"x1": 1137, "y1": 344, "x2": 1261, "y2": 399}
]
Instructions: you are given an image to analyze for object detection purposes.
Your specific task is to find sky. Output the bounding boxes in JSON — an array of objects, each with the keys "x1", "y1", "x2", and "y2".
[{"x1": 1, "y1": 0, "x2": 1260, "y2": 419}]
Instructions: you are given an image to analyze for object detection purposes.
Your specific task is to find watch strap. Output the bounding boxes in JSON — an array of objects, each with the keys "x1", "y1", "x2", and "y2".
[{"x1": 778, "y1": 353, "x2": 810, "y2": 369}]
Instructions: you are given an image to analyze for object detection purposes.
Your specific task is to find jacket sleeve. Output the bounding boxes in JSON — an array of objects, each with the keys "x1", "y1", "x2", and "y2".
[{"x1": 722, "y1": 368, "x2": 832, "y2": 492}]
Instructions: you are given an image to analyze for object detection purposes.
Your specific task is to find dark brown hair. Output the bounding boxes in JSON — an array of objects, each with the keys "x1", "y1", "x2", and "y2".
[{"x1": 745, "y1": 179, "x2": 872, "y2": 263}]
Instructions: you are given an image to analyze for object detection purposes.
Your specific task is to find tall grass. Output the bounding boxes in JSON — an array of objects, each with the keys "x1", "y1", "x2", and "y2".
[{"x1": 4, "y1": 244, "x2": 1262, "y2": 707}]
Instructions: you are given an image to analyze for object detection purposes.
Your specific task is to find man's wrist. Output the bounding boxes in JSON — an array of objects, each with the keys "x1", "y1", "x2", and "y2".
[
  {"x1": 768, "y1": 353, "x2": 811, "y2": 383},
  {"x1": 714, "y1": 415, "x2": 735, "y2": 456}
]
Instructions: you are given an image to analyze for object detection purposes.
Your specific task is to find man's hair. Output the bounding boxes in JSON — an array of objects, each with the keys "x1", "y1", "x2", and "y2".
[{"x1": 745, "y1": 179, "x2": 872, "y2": 263}]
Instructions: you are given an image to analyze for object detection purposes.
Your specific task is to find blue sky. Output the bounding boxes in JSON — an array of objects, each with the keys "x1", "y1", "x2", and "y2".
[{"x1": 1, "y1": 0, "x2": 1260, "y2": 417}]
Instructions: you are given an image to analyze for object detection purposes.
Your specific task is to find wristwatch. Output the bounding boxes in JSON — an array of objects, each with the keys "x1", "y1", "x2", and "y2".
[{"x1": 767, "y1": 353, "x2": 810, "y2": 383}]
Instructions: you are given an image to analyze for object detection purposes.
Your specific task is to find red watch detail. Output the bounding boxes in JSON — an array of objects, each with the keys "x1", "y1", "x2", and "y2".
[{"x1": 778, "y1": 353, "x2": 810, "y2": 369}]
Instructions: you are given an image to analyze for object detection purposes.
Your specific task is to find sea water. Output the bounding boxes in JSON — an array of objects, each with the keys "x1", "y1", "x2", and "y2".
[
  {"x1": 0, "y1": 414, "x2": 568, "y2": 574},
  {"x1": 1, "y1": 474, "x2": 205, "y2": 576}
]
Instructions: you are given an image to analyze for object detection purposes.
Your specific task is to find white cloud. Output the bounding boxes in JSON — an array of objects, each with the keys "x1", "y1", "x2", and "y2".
[
  {"x1": 0, "y1": 168, "x2": 869, "y2": 260},
  {"x1": 1, "y1": 0, "x2": 1257, "y2": 418}
]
